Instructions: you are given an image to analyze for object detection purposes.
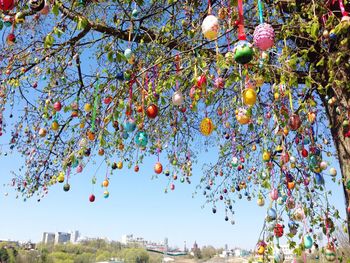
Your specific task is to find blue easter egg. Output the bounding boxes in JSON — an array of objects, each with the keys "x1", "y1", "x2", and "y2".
[
  {"x1": 116, "y1": 72, "x2": 124, "y2": 80},
  {"x1": 132, "y1": 9, "x2": 139, "y2": 17},
  {"x1": 304, "y1": 235, "x2": 313, "y2": 249},
  {"x1": 315, "y1": 173, "x2": 324, "y2": 185},
  {"x1": 124, "y1": 118, "x2": 136, "y2": 132},
  {"x1": 267, "y1": 208, "x2": 277, "y2": 220},
  {"x1": 122, "y1": 131, "x2": 129, "y2": 139},
  {"x1": 135, "y1": 131, "x2": 148, "y2": 147}
]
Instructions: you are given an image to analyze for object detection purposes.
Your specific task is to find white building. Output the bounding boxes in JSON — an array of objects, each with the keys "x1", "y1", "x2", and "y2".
[
  {"x1": 42, "y1": 232, "x2": 55, "y2": 244},
  {"x1": 121, "y1": 234, "x2": 147, "y2": 247},
  {"x1": 55, "y1": 232, "x2": 71, "y2": 244},
  {"x1": 70, "y1": 230, "x2": 80, "y2": 244}
]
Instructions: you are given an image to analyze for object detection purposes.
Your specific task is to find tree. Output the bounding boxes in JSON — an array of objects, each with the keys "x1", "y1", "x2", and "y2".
[
  {"x1": 0, "y1": 248, "x2": 9, "y2": 263},
  {"x1": 1, "y1": 0, "x2": 350, "y2": 257},
  {"x1": 201, "y1": 245, "x2": 217, "y2": 259}
]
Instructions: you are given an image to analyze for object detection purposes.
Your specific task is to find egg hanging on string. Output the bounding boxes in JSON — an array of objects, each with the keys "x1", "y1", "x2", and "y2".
[
  {"x1": 172, "y1": 90, "x2": 184, "y2": 106},
  {"x1": 233, "y1": 40, "x2": 254, "y2": 64},
  {"x1": 242, "y1": 88, "x2": 257, "y2": 106},
  {"x1": 253, "y1": 23, "x2": 275, "y2": 51},
  {"x1": 200, "y1": 117, "x2": 214, "y2": 136},
  {"x1": 0, "y1": 0, "x2": 15, "y2": 11},
  {"x1": 201, "y1": 15, "x2": 219, "y2": 40},
  {"x1": 135, "y1": 131, "x2": 148, "y2": 147}
]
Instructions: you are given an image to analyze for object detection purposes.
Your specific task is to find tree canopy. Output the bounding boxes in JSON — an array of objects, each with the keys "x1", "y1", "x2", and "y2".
[{"x1": 1, "y1": 0, "x2": 350, "y2": 261}]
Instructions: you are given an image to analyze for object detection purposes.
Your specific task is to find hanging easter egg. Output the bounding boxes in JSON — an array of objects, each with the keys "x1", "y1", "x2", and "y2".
[
  {"x1": 15, "y1": 12, "x2": 25, "y2": 23},
  {"x1": 262, "y1": 151, "x2": 271, "y2": 162},
  {"x1": 51, "y1": 120, "x2": 59, "y2": 131},
  {"x1": 231, "y1": 156, "x2": 239, "y2": 167},
  {"x1": 124, "y1": 48, "x2": 133, "y2": 59},
  {"x1": 214, "y1": 77, "x2": 225, "y2": 89},
  {"x1": 172, "y1": 90, "x2": 184, "y2": 106},
  {"x1": 6, "y1": 33, "x2": 16, "y2": 45},
  {"x1": 242, "y1": 88, "x2": 257, "y2": 106},
  {"x1": 329, "y1": 167, "x2": 337, "y2": 177},
  {"x1": 124, "y1": 118, "x2": 136, "y2": 132},
  {"x1": 63, "y1": 183, "x2": 70, "y2": 192},
  {"x1": 132, "y1": 8, "x2": 139, "y2": 18},
  {"x1": 154, "y1": 162, "x2": 163, "y2": 174},
  {"x1": 89, "y1": 194, "x2": 95, "y2": 202},
  {"x1": 257, "y1": 241, "x2": 266, "y2": 255},
  {"x1": 102, "y1": 179, "x2": 109, "y2": 188},
  {"x1": 103, "y1": 190, "x2": 109, "y2": 198},
  {"x1": 273, "y1": 248, "x2": 285, "y2": 263},
  {"x1": 122, "y1": 131, "x2": 129, "y2": 139},
  {"x1": 304, "y1": 235, "x2": 313, "y2": 249},
  {"x1": 76, "y1": 165, "x2": 83, "y2": 173},
  {"x1": 146, "y1": 104, "x2": 158, "y2": 119},
  {"x1": 39, "y1": 0, "x2": 49, "y2": 14},
  {"x1": 289, "y1": 114, "x2": 301, "y2": 131},
  {"x1": 315, "y1": 173, "x2": 325, "y2": 185},
  {"x1": 267, "y1": 208, "x2": 277, "y2": 221},
  {"x1": 233, "y1": 40, "x2": 254, "y2": 64},
  {"x1": 29, "y1": 0, "x2": 45, "y2": 11},
  {"x1": 293, "y1": 207, "x2": 304, "y2": 221},
  {"x1": 135, "y1": 131, "x2": 148, "y2": 147},
  {"x1": 79, "y1": 138, "x2": 88, "y2": 148},
  {"x1": 200, "y1": 117, "x2": 214, "y2": 136},
  {"x1": 201, "y1": 15, "x2": 219, "y2": 40},
  {"x1": 270, "y1": 189, "x2": 278, "y2": 201},
  {"x1": 170, "y1": 183, "x2": 175, "y2": 190},
  {"x1": 0, "y1": 0, "x2": 14, "y2": 11},
  {"x1": 257, "y1": 197, "x2": 265, "y2": 206},
  {"x1": 325, "y1": 244, "x2": 336, "y2": 262},
  {"x1": 53, "y1": 101, "x2": 62, "y2": 112},
  {"x1": 57, "y1": 172, "x2": 65, "y2": 183},
  {"x1": 39, "y1": 128, "x2": 47, "y2": 137},
  {"x1": 236, "y1": 108, "x2": 250, "y2": 124},
  {"x1": 253, "y1": 23, "x2": 275, "y2": 51},
  {"x1": 288, "y1": 220, "x2": 298, "y2": 230},
  {"x1": 274, "y1": 224, "x2": 284, "y2": 238}
]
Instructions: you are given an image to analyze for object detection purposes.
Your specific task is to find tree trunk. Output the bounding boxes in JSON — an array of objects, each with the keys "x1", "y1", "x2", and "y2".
[{"x1": 321, "y1": 90, "x2": 350, "y2": 243}]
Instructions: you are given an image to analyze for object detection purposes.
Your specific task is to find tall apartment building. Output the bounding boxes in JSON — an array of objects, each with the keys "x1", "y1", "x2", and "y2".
[{"x1": 42, "y1": 232, "x2": 55, "y2": 244}]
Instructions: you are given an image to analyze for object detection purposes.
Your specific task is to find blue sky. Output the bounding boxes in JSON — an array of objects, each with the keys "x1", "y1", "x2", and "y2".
[{"x1": 0, "y1": 145, "x2": 346, "y2": 250}]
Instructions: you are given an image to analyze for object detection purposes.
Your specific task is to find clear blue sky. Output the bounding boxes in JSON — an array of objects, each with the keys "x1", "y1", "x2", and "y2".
[{"x1": 0, "y1": 145, "x2": 346, "y2": 250}]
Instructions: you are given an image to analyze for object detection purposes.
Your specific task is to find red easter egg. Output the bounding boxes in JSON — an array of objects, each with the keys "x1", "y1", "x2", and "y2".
[
  {"x1": 0, "y1": 0, "x2": 15, "y2": 11},
  {"x1": 170, "y1": 183, "x2": 175, "y2": 190},
  {"x1": 289, "y1": 114, "x2": 302, "y2": 131},
  {"x1": 154, "y1": 162, "x2": 163, "y2": 174},
  {"x1": 89, "y1": 194, "x2": 95, "y2": 202},
  {"x1": 146, "y1": 104, "x2": 158, "y2": 119},
  {"x1": 274, "y1": 224, "x2": 284, "y2": 237},
  {"x1": 134, "y1": 165, "x2": 139, "y2": 172},
  {"x1": 53, "y1": 101, "x2": 62, "y2": 112},
  {"x1": 103, "y1": 96, "x2": 112, "y2": 104},
  {"x1": 301, "y1": 148, "x2": 308, "y2": 158}
]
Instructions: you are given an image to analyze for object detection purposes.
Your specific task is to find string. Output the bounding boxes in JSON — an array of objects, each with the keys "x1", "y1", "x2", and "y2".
[
  {"x1": 257, "y1": 0, "x2": 264, "y2": 24},
  {"x1": 91, "y1": 81, "x2": 100, "y2": 132},
  {"x1": 237, "y1": 0, "x2": 246, "y2": 40}
]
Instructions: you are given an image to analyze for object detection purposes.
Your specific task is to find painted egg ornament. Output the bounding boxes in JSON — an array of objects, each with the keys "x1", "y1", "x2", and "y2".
[
  {"x1": 329, "y1": 167, "x2": 337, "y2": 177},
  {"x1": 124, "y1": 118, "x2": 136, "y2": 132},
  {"x1": 267, "y1": 208, "x2": 277, "y2": 221},
  {"x1": 257, "y1": 197, "x2": 265, "y2": 206},
  {"x1": 273, "y1": 248, "x2": 285, "y2": 263},
  {"x1": 53, "y1": 101, "x2": 62, "y2": 112},
  {"x1": 124, "y1": 48, "x2": 133, "y2": 60},
  {"x1": 242, "y1": 88, "x2": 257, "y2": 106},
  {"x1": 6, "y1": 33, "x2": 16, "y2": 45},
  {"x1": 325, "y1": 245, "x2": 336, "y2": 262},
  {"x1": 154, "y1": 162, "x2": 163, "y2": 174},
  {"x1": 253, "y1": 23, "x2": 275, "y2": 51},
  {"x1": 170, "y1": 183, "x2": 175, "y2": 190},
  {"x1": 0, "y1": 0, "x2": 15, "y2": 10},
  {"x1": 214, "y1": 77, "x2": 225, "y2": 89},
  {"x1": 201, "y1": 15, "x2": 219, "y2": 40},
  {"x1": 40, "y1": 1, "x2": 50, "y2": 15},
  {"x1": 293, "y1": 207, "x2": 304, "y2": 221},
  {"x1": 172, "y1": 90, "x2": 184, "y2": 106},
  {"x1": 236, "y1": 108, "x2": 250, "y2": 124},
  {"x1": 289, "y1": 114, "x2": 302, "y2": 131},
  {"x1": 269, "y1": 189, "x2": 278, "y2": 201},
  {"x1": 89, "y1": 194, "x2": 95, "y2": 202},
  {"x1": 132, "y1": 8, "x2": 139, "y2": 18},
  {"x1": 257, "y1": 241, "x2": 266, "y2": 255},
  {"x1": 76, "y1": 165, "x2": 83, "y2": 173},
  {"x1": 15, "y1": 12, "x2": 25, "y2": 23},
  {"x1": 102, "y1": 179, "x2": 109, "y2": 188},
  {"x1": 135, "y1": 131, "x2": 148, "y2": 147},
  {"x1": 146, "y1": 104, "x2": 158, "y2": 119},
  {"x1": 39, "y1": 128, "x2": 47, "y2": 137},
  {"x1": 274, "y1": 224, "x2": 284, "y2": 238},
  {"x1": 200, "y1": 117, "x2": 214, "y2": 136},
  {"x1": 103, "y1": 190, "x2": 109, "y2": 198},
  {"x1": 233, "y1": 40, "x2": 254, "y2": 64},
  {"x1": 315, "y1": 173, "x2": 325, "y2": 185},
  {"x1": 51, "y1": 121, "x2": 59, "y2": 131},
  {"x1": 304, "y1": 235, "x2": 313, "y2": 249},
  {"x1": 63, "y1": 183, "x2": 70, "y2": 192}
]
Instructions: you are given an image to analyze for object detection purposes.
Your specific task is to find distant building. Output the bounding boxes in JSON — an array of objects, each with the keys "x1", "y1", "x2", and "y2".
[
  {"x1": 70, "y1": 230, "x2": 80, "y2": 244},
  {"x1": 55, "y1": 232, "x2": 71, "y2": 244},
  {"x1": 279, "y1": 244, "x2": 294, "y2": 261},
  {"x1": 42, "y1": 232, "x2": 55, "y2": 244},
  {"x1": 121, "y1": 234, "x2": 146, "y2": 247}
]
